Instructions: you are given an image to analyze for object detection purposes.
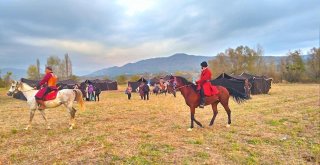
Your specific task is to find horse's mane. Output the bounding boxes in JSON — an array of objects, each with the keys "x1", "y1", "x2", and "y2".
[
  {"x1": 175, "y1": 76, "x2": 197, "y2": 91},
  {"x1": 20, "y1": 81, "x2": 34, "y2": 90}
]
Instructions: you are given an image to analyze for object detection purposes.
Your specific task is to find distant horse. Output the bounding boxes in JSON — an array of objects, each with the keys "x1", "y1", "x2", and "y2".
[
  {"x1": 153, "y1": 85, "x2": 161, "y2": 95},
  {"x1": 166, "y1": 76, "x2": 247, "y2": 131},
  {"x1": 7, "y1": 81, "x2": 84, "y2": 130},
  {"x1": 152, "y1": 83, "x2": 169, "y2": 96}
]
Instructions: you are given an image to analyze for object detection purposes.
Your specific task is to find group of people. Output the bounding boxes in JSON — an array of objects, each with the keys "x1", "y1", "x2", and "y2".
[
  {"x1": 125, "y1": 82, "x2": 150, "y2": 100},
  {"x1": 83, "y1": 83, "x2": 101, "y2": 101}
]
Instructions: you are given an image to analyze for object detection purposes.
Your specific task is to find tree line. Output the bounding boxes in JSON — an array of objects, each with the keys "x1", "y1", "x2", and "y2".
[
  {"x1": 0, "y1": 71, "x2": 13, "y2": 88},
  {"x1": 208, "y1": 46, "x2": 319, "y2": 83},
  {"x1": 27, "y1": 54, "x2": 76, "y2": 81}
]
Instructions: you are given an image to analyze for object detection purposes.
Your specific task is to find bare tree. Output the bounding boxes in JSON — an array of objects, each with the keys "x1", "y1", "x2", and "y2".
[{"x1": 36, "y1": 58, "x2": 40, "y2": 80}]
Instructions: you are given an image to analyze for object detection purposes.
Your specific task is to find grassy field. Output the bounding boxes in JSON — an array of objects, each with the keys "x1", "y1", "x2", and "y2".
[{"x1": 0, "y1": 84, "x2": 319, "y2": 164}]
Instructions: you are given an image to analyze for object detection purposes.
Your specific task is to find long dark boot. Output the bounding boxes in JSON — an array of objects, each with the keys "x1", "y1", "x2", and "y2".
[
  {"x1": 36, "y1": 99, "x2": 46, "y2": 110},
  {"x1": 199, "y1": 97, "x2": 205, "y2": 108},
  {"x1": 199, "y1": 89, "x2": 205, "y2": 108}
]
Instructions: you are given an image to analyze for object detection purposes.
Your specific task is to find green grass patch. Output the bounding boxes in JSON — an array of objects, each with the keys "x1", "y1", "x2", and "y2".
[
  {"x1": 195, "y1": 151, "x2": 210, "y2": 159},
  {"x1": 186, "y1": 139, "x2": 203, "y2": 145},
  {"x1": 11, "y1": 128, "x2": 18, "y2": 134},
  {"x1": 266, "y1": 118, "x2": 288, "y2": 126},
  {"x1": 125, "y1": 156, "x2": 151, "y2": 165},
  {"x1": 247, "y1": 138, "x2": 262, "y2": 145}
]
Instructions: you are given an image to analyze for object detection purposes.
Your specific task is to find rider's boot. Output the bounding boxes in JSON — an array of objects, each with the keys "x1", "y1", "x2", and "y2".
[
  {"x1": 36, "y1": 99, "x2": 46, "y2": 110},
  {"x1": 199, "y1": 96, "x2": 205, "y2": 108}
]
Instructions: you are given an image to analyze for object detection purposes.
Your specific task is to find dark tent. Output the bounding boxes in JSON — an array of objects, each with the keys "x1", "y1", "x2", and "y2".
[
  {"x1": 149, "y1": 77, "x2": 160, "y2": 86},
  {"x1": 82, "y1": 79, "x2": 118, "y2": 91},
  {"x1": 21, "y1": 78, "x2": 39, "y2": 87},
  {"x1": 128, "y1": 81, "x2": 140, "y2": 92},
  {"x1": 240, "y1": 72, "x2": 272, "y2": 95},
  {"x1": 57, "y1": 79, "x2": 78, "y2": 89},
  {"x1": 137, "y1": 77, "x2": 148, "y2": 83},
  {"x1": 211, "y1": 73, "x2": 247, "y2": 98},
  {"x1": 12, "y1": 91, "x2": 27, "y2": 101},
  {"x1": 21, "y1": 78, "x2": 78, "y2": 89}
]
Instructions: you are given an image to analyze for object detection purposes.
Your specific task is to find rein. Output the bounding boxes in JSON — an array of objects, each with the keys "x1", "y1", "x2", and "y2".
[
  {"x1": 174, "y1": 84, "x2": 193, "y2": 90},
  {"x1": 21, "y1": 89, "x2": 36, "y2": 92}
]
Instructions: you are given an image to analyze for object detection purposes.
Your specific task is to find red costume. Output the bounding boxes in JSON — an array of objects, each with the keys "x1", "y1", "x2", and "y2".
[
  {"x1": 196, "y1": 68, "x2": 219, "y2": 96},
  {"x1": 35, "y1": 72, "x2": 58, "y2": 100}
]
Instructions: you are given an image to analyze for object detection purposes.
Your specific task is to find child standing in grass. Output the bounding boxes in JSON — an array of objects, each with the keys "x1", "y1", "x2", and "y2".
[{"x1": 126, "y1": 84, "x2": 132, "y2": 100}]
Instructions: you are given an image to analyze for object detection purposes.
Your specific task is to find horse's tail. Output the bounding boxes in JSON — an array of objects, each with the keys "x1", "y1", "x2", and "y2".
[
  {"x1": 74, "y1": 89, "x2": 85, "y2": 111},
  {"x1": 225, "y1": 87, "x2": 248, "y2": 104}
]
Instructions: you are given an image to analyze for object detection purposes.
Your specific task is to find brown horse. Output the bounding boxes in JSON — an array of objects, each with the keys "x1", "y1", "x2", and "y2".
[{"x1": 166, "y1": 76, "x2": 247, "y2": 131}]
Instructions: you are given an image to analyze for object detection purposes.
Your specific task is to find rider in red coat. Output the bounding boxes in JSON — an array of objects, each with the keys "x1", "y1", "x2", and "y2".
[
  {"x1": 35, "y1": 66, "x2": 58, "y2": 110},
  {"x1": 196, "y1": 61, "x2": 212, "y2": 108}
]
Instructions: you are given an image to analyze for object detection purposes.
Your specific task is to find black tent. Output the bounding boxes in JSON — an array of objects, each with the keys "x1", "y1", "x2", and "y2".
[
  {"x1": 21, "y1": 78, "x2": 39, "y2": 87},
  {"x1": 57, "y1": 79, "x2": 78, "y2": 89},
  {"x1": 128, "y1": 81, "x2": 141, "y2": 92},
  {"x1": 82, "y1": 79, "x2": 118, "y2": 91},
  {"x1": 21, "y1": 78, "x2": 78, "y2": 89},
  {"x1": 137, "y1": 77, "x2": 148, "y2": 83},
  {"x1": 149, "y1": 77, "x2": 160, "y2": 86},
  {"x1": 12, "y1": 91, "x2": 27, "y2": 101},
  {"x1": 240, "y1": 72, "x2": 272, "y2": 95},
  {"x1": 211, "y1": 73, "x2": 247, "y2": 98}
]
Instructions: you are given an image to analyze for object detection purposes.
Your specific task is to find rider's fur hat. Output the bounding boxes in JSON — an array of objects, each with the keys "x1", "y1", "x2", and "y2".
[
  {"x1": 201, "y1": 61, "x2": 208, "y2": 67},
  {"x1": 46, "y1": 66, "x2": 53, "y2": 71}
]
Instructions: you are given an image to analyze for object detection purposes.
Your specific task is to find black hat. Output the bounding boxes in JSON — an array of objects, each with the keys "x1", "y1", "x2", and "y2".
[
  {"x1": 200, "y1": 61, "x2": 208, "y2": 67},
  {"x1": 46, "y1": 66, "x2": 53, "y2": 71}
]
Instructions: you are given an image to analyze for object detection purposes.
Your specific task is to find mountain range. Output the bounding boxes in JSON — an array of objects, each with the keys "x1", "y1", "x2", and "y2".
[
  {"x1": 85, "y1": 53, "x2": 299, "y2": 78},
  {"x1": 85, "y1": 53, "x2": 212, "y2": 78},
  {"x1": 1, "y1": 53, "x2": 311, "y2": 80}
]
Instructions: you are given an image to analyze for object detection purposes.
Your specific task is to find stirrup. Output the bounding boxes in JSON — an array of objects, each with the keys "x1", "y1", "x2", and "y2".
[{"x1": 199, "y1": 104, "x2": 205, "y2": 108}]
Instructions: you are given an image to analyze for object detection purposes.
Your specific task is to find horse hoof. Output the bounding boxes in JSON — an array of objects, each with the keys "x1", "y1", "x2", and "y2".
[
  {"x1": 226, "y1": 124, "x2": 230, "y2": 128},
  {"x1": 187, "y1": 128, "x2": 192, "y2": 132}
]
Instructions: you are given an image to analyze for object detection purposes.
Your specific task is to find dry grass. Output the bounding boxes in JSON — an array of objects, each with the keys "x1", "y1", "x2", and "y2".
[{"x1": 0, "y1": 84, "x2": 319, "y2": 164}]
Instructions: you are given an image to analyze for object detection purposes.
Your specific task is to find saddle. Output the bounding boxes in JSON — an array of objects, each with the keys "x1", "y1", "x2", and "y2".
[{"x1": 44, "y1": 89, "x2": 58, "y2": 101}]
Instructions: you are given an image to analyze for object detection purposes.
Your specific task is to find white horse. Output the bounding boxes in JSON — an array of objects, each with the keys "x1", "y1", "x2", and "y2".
[{"x1": 8, "y1": 81, "x2": 84, "y2": 130}]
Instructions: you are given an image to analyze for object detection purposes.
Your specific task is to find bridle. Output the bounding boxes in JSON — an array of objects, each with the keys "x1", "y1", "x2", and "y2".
[
  {"x1": 14, "y1": 82, "x2": 36, "y2": 93},
  {"x1": 174, "y1": 84, "x2": 193, "y2": 90},
  {"x1": 167, "y1": 76, "x2": 193, "y2": 91}
]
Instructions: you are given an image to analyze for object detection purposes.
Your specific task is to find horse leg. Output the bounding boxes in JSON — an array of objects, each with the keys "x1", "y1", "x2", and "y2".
[
  {"x1": 68, "y1": 107, "x2": 77, "y2": 130},
  {"x1": 25, "y1": 109, "x2": 36, "y2": 130},
  {"x1": 221, "y1": 100, "x2": 231, "y2": 127},
  {"x1": 209, "y1": 102, "x2": 219, "y2": 126},
  {"x1": 189, "y1": 107, "x2": 203, "y2": 131},
  {"x1": 39, "y1": 110, "x2": 51, "y2": 129}
]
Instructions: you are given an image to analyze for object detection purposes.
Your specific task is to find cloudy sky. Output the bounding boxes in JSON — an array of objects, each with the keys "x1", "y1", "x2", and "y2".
[{"x1": 0, "y1": 0, "x2": 319, "y2": 75}]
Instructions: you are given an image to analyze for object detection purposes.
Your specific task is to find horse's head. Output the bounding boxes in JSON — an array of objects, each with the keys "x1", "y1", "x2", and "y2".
[
  {"x1": 7, "y1": 81, "x2": 20, "y2": 96},
  {"x1": 165, "y1": 75, "x2": 195, "y2": 94}
]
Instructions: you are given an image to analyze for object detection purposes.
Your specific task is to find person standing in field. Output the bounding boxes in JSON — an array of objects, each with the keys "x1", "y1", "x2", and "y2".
[
  {"x1": 139, "y1": 82, "x2": 144, "y2": 100},
  {"x1": 88, "y1": 83, "x2": 94, "y2": 101},
  {"x1": 126, "y1": 84, "x2": 132, "y2": 100},
  {"x1": 143, "y1": 83, "x2": 150, "y2": 100}
]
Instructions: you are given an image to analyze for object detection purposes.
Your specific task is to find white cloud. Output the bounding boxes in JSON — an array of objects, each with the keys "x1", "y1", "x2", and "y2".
[
  {"x1": 0, "y1": 0, "x2": 319, "y2": 75},
  {"x1": 116, "y1": 0, "x2": 156, "y2": 16}
]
